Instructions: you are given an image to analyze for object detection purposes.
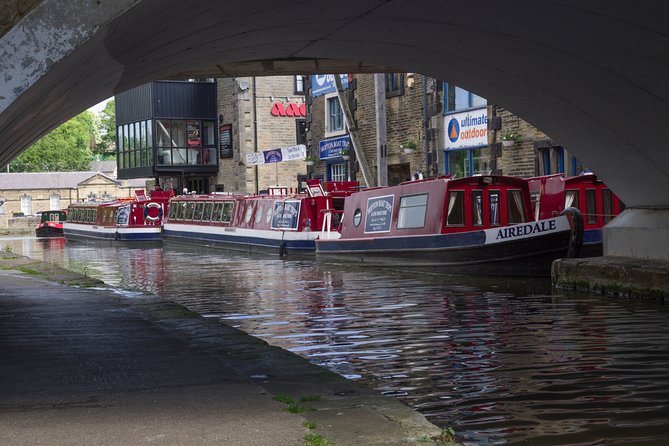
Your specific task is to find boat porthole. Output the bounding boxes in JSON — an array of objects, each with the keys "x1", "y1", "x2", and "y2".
[
  {"x1": 255, "y1": 204, "x2": 263, "y2": 223},
  {"x1": 266, "y1": 206, "x2": 273, "y2": 223},
  {"x1": 353, "y1": 209, "x2": 362, "y2": 227},
  {"x1": 245, "y1": 205, "x2": 254, "y2": 223}
]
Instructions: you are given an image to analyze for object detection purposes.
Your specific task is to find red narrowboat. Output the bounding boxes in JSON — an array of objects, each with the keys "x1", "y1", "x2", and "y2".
[
  {"x1": 64, "y1": 190, "x2": 171, "y2": 242},
  {"x1": 528, "y1": 173, "x2": 625, "y2": 256},
  {"x1": 163, "y1": 180, "x2": 358, "y2": 256},
  {"x1": 316, "y1": 176, "x2": 584, "y2": 276},
  {"x1": 35, "y1": 210, "x2": 67, "y2": 237}
]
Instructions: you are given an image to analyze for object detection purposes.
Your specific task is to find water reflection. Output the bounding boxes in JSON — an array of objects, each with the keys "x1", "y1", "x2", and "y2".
[{"x1": 4, "y1": 236, "x2": 669, "y2": 446}]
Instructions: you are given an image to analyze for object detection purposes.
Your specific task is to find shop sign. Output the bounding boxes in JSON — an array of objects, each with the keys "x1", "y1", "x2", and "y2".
[
  {"x1": 444, "y1": 108, "x2": 488, "y2": 150},
  {"x1": 311, "y1": 74, "x2": 349, "y2": 97},
  {"x1": 271, "y1": 102, "x2": 306, "y2": 117},
  {"x1": 364, "y1": 195, "x2": 394, "y2": 234},
  {"x1": 319, "y1": 135, "x2": 351, "y2": 160}
]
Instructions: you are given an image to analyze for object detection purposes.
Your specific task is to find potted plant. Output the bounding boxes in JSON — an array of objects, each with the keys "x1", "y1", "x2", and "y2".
[
  {"x1": 340, "y1": 148, "x2": 350, "y2": 160},
  {"x1": 305, "y1": 155, "x2": 317, "y2": 166},
  {"x1": 401, "y1": 140, "x2": 417, "y2": 154},
  {"x1": 500, "y1": 130, "x2": 522, "y2": 147}
]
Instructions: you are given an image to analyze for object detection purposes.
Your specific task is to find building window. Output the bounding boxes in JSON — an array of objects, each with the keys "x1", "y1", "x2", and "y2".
[
  {"x1": 21, "y1": 195, "x2": 32, "y2": 215},
  {"x1": 537, "y1": 146, "x2": 565, "y2": 175},
  {"x1": 0, "y1": 197, "x2": 5, "y2": 215},
  {"x1": 443, "y1": 83, "x2": 487, "y2": 113},
  {"x1": 152, "y1": 118, "x2": 217, "y2": 167},
  {"x1": 296, "y1": 120, "x2": 307, "y2": 146},
  {"x1": 49, "y1": 194, "x2": 61, "y2": 211},
  {"x1": 445, "y1": 148, "x2": 487, "y2": 177},
  {"x1": 325, "y1": 94, "x2": 345, "y2": 136},
  {"x1": 294, "y1": 75, "x2": 306, "y2": 95},
  {"x1": 329, "y1": 163, "x2": 346, "y2": 182},
  {"x1": 385, "y1": 73, "x2": 404, "y2": 97}
]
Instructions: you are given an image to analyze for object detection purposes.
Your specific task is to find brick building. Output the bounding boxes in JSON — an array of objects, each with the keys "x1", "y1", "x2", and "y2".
[
  {"x1": 306, "y1": 73, "x2": 586, "y2": 186},
  {"x1": 216, "y1": 76, "x2": 308, "y2": 193}
]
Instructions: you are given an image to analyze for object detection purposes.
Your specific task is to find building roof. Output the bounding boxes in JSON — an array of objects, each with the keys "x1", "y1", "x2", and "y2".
[
  {"x1": 0, "y1": 171, "x2": 120, "y2": 190},
  {"x1": 89, "y1": 160, "x2": 117, "y2": 173}
]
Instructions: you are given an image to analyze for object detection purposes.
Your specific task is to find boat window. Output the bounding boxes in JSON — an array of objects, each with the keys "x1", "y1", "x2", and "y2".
[
  {"x1": 185, "y1": 202, "x2": 195, "y2": 220},
  {"x1": 471, "y1": 190, "x2": 483, "y2": 226},
  {"x1": 168, "y1": 203, "x2": 178, "y2": 220},
  {"x1": 222, "y1": 202, "x2": 234, "y2": 223},
  {"x1": 265, "y1": 205, "x2": 273, "y2": 224},
  {"x1": 586, "y1": 189, "x2": 598, "y2": 224},
  {"x1": 91, "y1": 209, "x2": 98, "y2": 223},
  {"x1": 446, "y1": 191, "x2": 465, "y2": 226},
  {"x1": 602, "y1": 189, "x2": 614, "y2": 224},
  {"x1": 203, "y1": 202, "x2": 213, "y2": 222},
  {"x1": 193, "y1": 202, "x2": 205, "y2": 221},
  {"x1": 244, "y1": 204, "x2": 254, "y2": 223},
  {"x1": 174, "y1": 202, "x2": 185, "y2": 221},
  {"x1": 397, "y1": 194, "x2": 427, "y2": 229},
  {"x1": 255, "y1": 204, "x2": 263, "y2": 224},
  {"x1": 353, "y1": 209, "x2": 362, "y2": 227},
  {"x1": 565, "y1": 190, "x2": 579, "y2": 209},
  {"x1": 211, "y1": 202, "x2": 223, "y2": 222},
  {"x1": 507, "y1": 190, "x2": 526, "y2": 224},
  {"x1": 489, "y1": 191, "x2": 500, "y2": 226}
]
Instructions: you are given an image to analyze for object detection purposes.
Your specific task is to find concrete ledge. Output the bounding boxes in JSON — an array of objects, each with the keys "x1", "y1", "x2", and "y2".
[{"x1": 552, "y1": 256, "x2": 669, "y2": 300}]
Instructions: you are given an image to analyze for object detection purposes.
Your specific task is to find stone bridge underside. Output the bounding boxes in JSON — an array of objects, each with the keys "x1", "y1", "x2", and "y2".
[{"x1": 1, "y1": 0, "x2": 668, "y2": 259}]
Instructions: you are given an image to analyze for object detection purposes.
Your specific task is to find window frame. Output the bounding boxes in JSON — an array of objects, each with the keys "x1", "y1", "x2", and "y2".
[{"x1": 397, "y1": 193, "x2": 428, "y2": 229}]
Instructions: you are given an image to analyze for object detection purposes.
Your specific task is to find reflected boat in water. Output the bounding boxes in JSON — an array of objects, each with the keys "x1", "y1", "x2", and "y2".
[
  {"x1": 63, "y1": 190, "x2": 171, "y2": 242},
  {"x1": 163, "y1": 181, "x2": 357, "y2": 256},
  {"x1": 317, "y1": 175, "x2": 584, "y2": 276}
]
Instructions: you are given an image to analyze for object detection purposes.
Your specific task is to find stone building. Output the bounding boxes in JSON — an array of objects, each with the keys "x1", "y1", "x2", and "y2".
[
  {"x1": 0, "y1": 170, "x2": 148, "y2": 229},
  {"x1": 216, "y1": 76, "x2": 308, "y2": 194},
  {"x1": 306, "y1": 73, "x2": 586, "y2": 186}
]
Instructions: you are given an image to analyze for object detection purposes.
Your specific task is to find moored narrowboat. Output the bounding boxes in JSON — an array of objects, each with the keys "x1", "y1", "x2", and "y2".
[
  {"x1": 64, "y1": 191, "x2": 171, "y2": 242},
  {"x1": 162, "y1": 180, "x2": 358, "y2": 256},
  {"x1": 528, "y1": 173, "x2": 624, "y2": 256},
  {"x1": 35, "y1": 210, "x2": 67, "y2": 237},
  {"x1": 316, "y1": 176, "x2": 583, "y2": 276}
]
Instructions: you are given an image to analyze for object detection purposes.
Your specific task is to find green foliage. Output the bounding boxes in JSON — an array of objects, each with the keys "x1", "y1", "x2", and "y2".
[
  {"x1": 273, "y1": 393, "x2": 295, "y2": 405},
  {"x1": 304, "y1": 433, "x2": 336, "y2": 446},
  {"x1": 95, "y1": 99, "x2": 116, "y2": 156},
  {"x1": 10, "y1": 111, "x2": 96, "y2": 172},
  {"x1": 303, "y1": 421, "x2": 317, "y2": 430}
]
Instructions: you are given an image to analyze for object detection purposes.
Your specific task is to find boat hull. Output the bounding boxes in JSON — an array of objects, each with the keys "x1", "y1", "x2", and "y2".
[
  {"x1": 64, "y1": 223, "x2": 162, "y2": 242},
  {"x1": 163, "y1": 223, "x2": 319, "y2": 256},
  {"x1": 35, "y1": 225, "x2": 64, "y2": 238},
  {"x1": 316, "y1": 215, "x2": 580, "y2": 277}
]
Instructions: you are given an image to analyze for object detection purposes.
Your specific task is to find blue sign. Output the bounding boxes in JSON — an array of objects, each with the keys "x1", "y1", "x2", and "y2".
[
  {"x1": 271, "y1": 200, "x2": 301, "y2": 230},
  {"x1": 311, "y1": 74, "x2": 349, "y2": 97},
  {"x1": 264, "y1": 149, "x2": 283, "y2": 164},
  {"x1": 364, "y1": 195, "x2": 394, "y2": 233},
  {"x1": 319, "y1": 135, "x2": 351, "y2": 160}
]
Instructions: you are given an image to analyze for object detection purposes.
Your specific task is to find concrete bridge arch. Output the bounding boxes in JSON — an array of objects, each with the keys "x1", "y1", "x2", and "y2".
[{"x1": 1, "y1": 0, "x2": 668, "y2": 259}]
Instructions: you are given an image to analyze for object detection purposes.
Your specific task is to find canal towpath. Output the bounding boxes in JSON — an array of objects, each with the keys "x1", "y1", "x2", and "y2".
[{"x1": 0, "y1": 255, "x2": 450, "y2": 446}]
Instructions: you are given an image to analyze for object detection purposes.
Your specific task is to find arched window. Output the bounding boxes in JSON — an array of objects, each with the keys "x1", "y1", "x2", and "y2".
[{"x1": 49, "y1": 194, "x2": 61, "y2": 210}]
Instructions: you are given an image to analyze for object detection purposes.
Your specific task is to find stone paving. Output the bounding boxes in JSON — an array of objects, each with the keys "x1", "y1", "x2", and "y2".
[{"x1": 0, "y1": 256, "x2": 450, "y2": 445}]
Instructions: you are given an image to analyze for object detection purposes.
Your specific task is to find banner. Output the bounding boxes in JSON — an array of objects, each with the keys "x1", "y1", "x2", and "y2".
[
  {"x1": 245, "y1": 144, "x2": 307, "y2": 166},
  {"x1": 311, "y1": 74, "x2": 349, "y2": 97}
]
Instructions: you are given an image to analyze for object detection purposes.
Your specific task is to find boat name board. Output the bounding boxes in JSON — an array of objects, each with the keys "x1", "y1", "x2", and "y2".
[
  {"x1": 271, "y1": 200, "x2": 301, "y2": 230},
  {"x1": 364, "y1": 195, "x2": 394, "y2": 233},
  {"x1": 485, "y1": 216, "x2": 569, "y2": 245}
]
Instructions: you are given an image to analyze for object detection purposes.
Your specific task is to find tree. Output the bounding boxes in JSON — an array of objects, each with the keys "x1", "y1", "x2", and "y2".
[
  {"x1": 94, "y1": 99, "x2": 116, "y2": 158},
  {"x1": 9, "y1": 111, "x2": 96, "y2": 172}
]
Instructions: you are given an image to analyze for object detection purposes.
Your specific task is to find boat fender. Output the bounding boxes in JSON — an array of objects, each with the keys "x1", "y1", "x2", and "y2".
[
  {"x1": 561, "y1": 207, "x2": 584, "y2": 258},
  {"x1": 144, "y1": 202, "x2": 163, "y2": 222}
]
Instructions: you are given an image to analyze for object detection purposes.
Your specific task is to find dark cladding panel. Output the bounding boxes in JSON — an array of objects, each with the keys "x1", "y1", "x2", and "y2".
[
  {"x1": 152, "y1": 81, "x2": 217, "y2": 119},
  {"x1": 116, "y1": 83, "x2": 153, "y2": 125}
]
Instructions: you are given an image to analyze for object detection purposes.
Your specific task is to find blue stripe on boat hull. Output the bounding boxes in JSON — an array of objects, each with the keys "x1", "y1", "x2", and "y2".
[{"x1": 163, "y1": 229, "x2": 315, "y2": 255}]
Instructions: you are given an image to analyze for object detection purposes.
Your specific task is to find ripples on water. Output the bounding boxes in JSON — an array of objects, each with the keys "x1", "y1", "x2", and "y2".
[{"x1": 7, "y1": 237, "x2": 669, "y2": 445}]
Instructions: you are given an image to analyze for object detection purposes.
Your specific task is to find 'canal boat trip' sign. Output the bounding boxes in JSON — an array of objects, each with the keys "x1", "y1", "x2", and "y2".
[
  {"x1": 271, "y1": 200, "x2": 301, "y2": 230},
  {"x1": 364, "y1": 195, "x2": 394, "y2": 233}
]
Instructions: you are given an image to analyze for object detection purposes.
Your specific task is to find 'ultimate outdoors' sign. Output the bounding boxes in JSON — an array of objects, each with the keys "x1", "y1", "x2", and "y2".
[{"x1": 364, "y1": 195, "x2": 394, "y2": 233}]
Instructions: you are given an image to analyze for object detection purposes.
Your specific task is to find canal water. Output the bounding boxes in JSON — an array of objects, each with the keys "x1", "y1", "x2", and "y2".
[{"x1": 5, "y1": 236, "x2": 669, "y2": 446}]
